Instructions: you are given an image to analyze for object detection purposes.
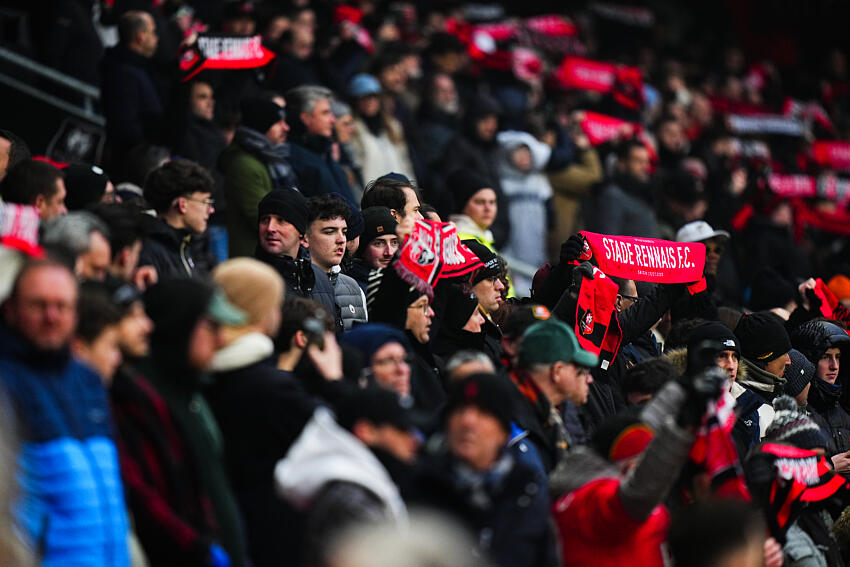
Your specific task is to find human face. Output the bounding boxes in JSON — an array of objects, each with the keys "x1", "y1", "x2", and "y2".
[
  {"x1": 266, "y1": 118, "x2": 290, "y2": 144},
  {"x1": 615, "y1": 280, "x2": 638, "y2": 312},
  {"x1": 818, "y1": 347, "x2": 842, "y2": 384},
  {"x1": 113, "y1": 239, "x2": 143, "y2": 281},
  {"x1": 447, "y1": 405, "x2": 508, "y2": 471},
  {"x1": 472, "y1": 276, "x2": 505, "y2": 314},
  {"x1": 346, "y1": 236, "x2": 360, "y2": 256},
  {"x1": 356, "y1": 94, "x2": 381, "y2": 118},
  {"x1": 462, "y1": 309, "x2": 485, "y2": 333},
  {"x1": 462, "y1": 188, "x2": 497, "y2": 230},
  {"x1": 658, "y1": 121, "x2": 685, "y2": 153},
  {"x1": 305, "y1": 217, "x2": 347, "y2": 271},
  {"x1": 624, "y1": 146, "x2": 651, "y2": 182},
  {"x1": 77, "y1": 231, "x2": 111, "y2": 282},
  {"x1": 556, "y1": 361, "x2": 593, "y2": 405},
  {"x1": 259, "y1": 214, "x2": 302, "y2": 258},
  {"x1": 372, "y1": 424, "x2": 420, "y2": 463},
  {"x1": 188, "y1": 317, "x2": 220, "y2": 370},
  {"x1": 334, "y1": 113, "x2": 355, "y2": 144},
  {"x1": 190, "y1": 82, "x2": 215, "y2": 121},
  {"x1": 476, "y1": 114, "x2": 498, "y2": 142},
  {"x1": 379, "y1": 63, "x2": 407, "y2": 94},
  {"x1": 716, "y1": 350, "x2": 739, "y2": 381},
  {"x1": 702, "y1": 237, "x2": 725, "y2": 276},
  {"x1": 301, "y1": 98, "x2": 335, "y2": 138},
  {"x1": 138, "y1": 13, "x2": 158, "y2": 57},
  {"x1": 764, "y1": 352, "x2": 791, "y2": 379},
  {"x1": 406, "y1": 295, "x2": 434, "y2": 343},
  {"x1": 5, "y1": 265, "x2": 77, "y2": 351},
  {"x1": 371, "y1": 342, "x2": 411, "y2": 397},
  {"x1": 363, "y1": 235, "x2": 398, "y2": 269},
  {"x1": 38, "y1": 178, "x2": 68, "y2": 220},
  {"x1": 0, "y1": 137, "x2": 10, "y2": 181},
  {"x1": 179, "y1": 191, "x2": 214, "y2": 234},
  {"x1": 401, "y1": 187, "x2": 423, "y2": 220},
  {"x1": 118, "y1": 301, "x2": 153, "y2": 358},
  {"x1": 432, "y1": 75, "x2": 459, "y2": 114},
  {"x1": 73, "y1": 326, "x2": 122, "y2": 384}
]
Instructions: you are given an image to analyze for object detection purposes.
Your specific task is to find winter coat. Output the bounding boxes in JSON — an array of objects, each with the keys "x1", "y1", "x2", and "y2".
[
  {"x1": 547, "y1": 146, "x2": 603, "y2": 253},
  {"x1": 218, "y1": 143, "x2": 273, "y2": 258},
  {"x1": 207, "y1": 332, "x2": 318, "y2": 567},
  {"x1": 275, "y1": 407, "x2": 407, "y2": 567},
  {"x1": 583, "y1": 174, "x2": 661, "y2": 238},
  {"x1": 496, "y1": 131, "x2": 553, "y2": 272},
  {"x1": 138, "y1": 218, "x2": 211, "y2": 279},
  {"x1": 256, "y1": 246, "x2": 342, "y2": 332},
  {"x1": 350, "y1": 116, "x2": 415, "y2": 186},
  {"x1": 328, "y1": 266, "x2": 368, "y2": 330},
  {"x1": 739, "y1": 358, "x2": 786, "y2": 404},
  {"x1": 0, "y1": 324, "x2": 130, "y2": 566},
  {"x1": 100, "y1": 45, "x2": 164, "y2": 154},
  {"x1": 808, "y1": 378, "x2": 850, "y2": 455},
  {"x1": 784, "y1": 522, "x2": 829, "y2": 567},
  {"x1": 549, "y1": 382, "x2": 693, "y2": 567},
  {"x1": 509, "y1": 369, "x2": 571, "y2": 473},
  {"x1": 288, "y1": 133, "x2": 357, "y2": 206},
  {"x1": 110, "y1": 363, "x2": 220, "y2": 566},
  {"x1": 410, "y1": 449, "x2": 557, "y2": 567}
]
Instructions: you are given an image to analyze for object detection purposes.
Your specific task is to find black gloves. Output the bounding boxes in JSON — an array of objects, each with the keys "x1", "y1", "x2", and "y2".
[
  {"x1": 559, "y1": 234, "x2": 586, "y2": 266},
  {"x1": 676, "y1": 338, "x2": 728, "y2": 428}
]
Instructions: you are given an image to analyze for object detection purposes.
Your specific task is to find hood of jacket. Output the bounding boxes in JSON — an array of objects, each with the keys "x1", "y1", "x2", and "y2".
[
  {"x1": 210, "y1": 332, "x2": 275, "y2": 373},
  {"x1": 496, "y1": 130, "x2": 551, "y2": 174},
  {"x1": 739, "y1": 358, "x2": 785, "y2": 396},
  {"x1": 147, "y1": 216, "x2": 195, "y2": 248},
  {"x1": 274, "y1": 407, "x2": 407, "y2": 523}
]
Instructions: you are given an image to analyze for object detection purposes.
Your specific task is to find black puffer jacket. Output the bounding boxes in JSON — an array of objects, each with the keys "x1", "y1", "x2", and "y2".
[{"x1": 138, "y1": 218, "x2": 215, "y2": 279}]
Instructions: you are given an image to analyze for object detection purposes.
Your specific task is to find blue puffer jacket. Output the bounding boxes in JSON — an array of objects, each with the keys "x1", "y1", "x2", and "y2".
[{"x1": 0, "y1": 325, "x2": 129, "y2": 567}]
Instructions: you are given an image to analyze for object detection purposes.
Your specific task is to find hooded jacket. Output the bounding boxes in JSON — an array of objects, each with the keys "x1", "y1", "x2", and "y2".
[
  {"x1": 139, "y1": 217, "x2": 212, "y2": 279},
  {"x1": 0, "y1": 324, "x2": 130, "y2": 566},
  {"x1": 206, "y1": 332, "x2": 317, "y2": 567}
]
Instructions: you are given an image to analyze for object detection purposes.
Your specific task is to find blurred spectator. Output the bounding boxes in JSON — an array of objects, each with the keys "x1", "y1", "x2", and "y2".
[
  {"x1": 63, "y1": 163, "x2": 116, "y2": 210},
  {"x1": 41, "y1": 211, "x2": 111, "y2": 281},
  {"x1": 140, "y1": 160, "x2": 216, "y2": 278},
  {"x1": 220, "y1": 96, "x2": 293, "y2": 257},
  {"x1": 0, "y1": 260, "x2": 130, "y2": 564},
  {"x1": 331, "y1": 99, "x2": 362, "y2": 192},
  {"x1": 1, "y1": 159, "x2": 67, "y2": 220},
  {"x1": 342, "y1": 323, "x2": 413, "y2": 402},
  {"x1": 89, "y1": 202, "x2": 155, "y2": 289},
  {"x1": 361, "y1": 173, "x2": 423, "y2": 222},
  {"x1": 286, "y1": 85, "x2": 357, "y2": 204},
  {"x1": 448, "y1": 171, "x2": 499, "y2": 249},
  {"x1": 0, "y1": 130, "x2": 31, "y2": 182},
  {"x1": 72, "y1": 281, "x2": 123, "y2": 383}
]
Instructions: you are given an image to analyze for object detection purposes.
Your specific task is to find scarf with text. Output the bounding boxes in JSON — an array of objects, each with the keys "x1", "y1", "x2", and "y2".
[
  {"x1": 179, "y1": 34, "x2": 276, "y2": 81},
  {"x1": 727, "y1": 114, "x2": 805, "y2": 137},
  {"x1": 553, "y1": 56, "x2": 642, "y2": 95},
  {"x1": 394, "y1": 220, "x2": 483, "y2": 300},
  {"x1": 769, "y1": 173, "x2": 850, "y2": 204},
  {"x1": 812, "y1": 140, "x2": 850, "y2": 171}
]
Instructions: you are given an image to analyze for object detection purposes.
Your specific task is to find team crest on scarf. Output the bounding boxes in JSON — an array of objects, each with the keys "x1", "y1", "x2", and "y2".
[
  {"x1": 579, "y1": 237, "x2": 593, "y2": 261},
  {"x1": 580, "y1": 311, "x2": 594, "y2": 335}
]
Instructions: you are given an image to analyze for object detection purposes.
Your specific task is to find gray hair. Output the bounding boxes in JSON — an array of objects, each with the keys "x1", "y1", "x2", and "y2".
[
  {"x1": 445, "y1": 350, "x2": 495, "y2": 376},
  {"x1": 40, "y1": 211, "x2": 110, "y2": 257},
  {"x1": 330, "y1": 99, "x2": 352, "y2": 119},
  {"x1": 285, "y1": 85, "x2": 333, "y2": 117}
]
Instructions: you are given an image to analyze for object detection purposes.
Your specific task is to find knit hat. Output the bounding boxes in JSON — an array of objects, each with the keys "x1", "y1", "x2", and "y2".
[
  {"x1": 688, "y1": 321, "x2": 739, "y2": 356},
  {"x1": 765, "y1": 395, "x2": 830, "y2": 451},
  {"x1": 357, "y1": 206, "x2": 397, "y2": 252},
  {"x1": 240, "y1": 97, "x2": 286, "y2": 135},
  {"x1": 213, "y1": 258, "x2": 285, "y2": 326},
  {"x1": 784, "y1": 349, "x2": 815, "y2": 398},
  {"x1": 591, "y1": 414, "x2": 654, "y2": 463},
  {"x1": 348, "y1": 73, "x2": 382, "y2": 98},
  {"x1": 502, "y1": 304, "x2": 551, "y2": 339},
  {"x1": 346, "y1": 207, "x2": 365, "y2": 240},
  {"x1": 377, "y1": 172, "x2": 412, "y2": 185},
  {"x1": 518, "y1": 318, "x2": 599, "y2": 368},
  {"x1": 446, "y1": 373, "x2": 514, "y2": 433},
  {"x1": 748, "y1": 268, "x2": 796, "y2": 312},
  {"x1": 335, "y1": 387, "x2": 414, "y2": 432},
  {"x1": 63, "y1": 164, "x2": 109, "y2": 210},
  {"x1": 341, "y1": 323, "x2": 410, "y2": 364},
  {"x1": 828, "y1": 274, "x2": 850, "y2": 301},
  {"x1": 734, "y1": 312, "x2": 791, "y2": 364},
  {"x1": 258, "y1": 187, "x2": 308, "y2": 234},
  {"x1": 441, "y1": 285, "x2": 481, "y2": 332},
  {"x1": 463, "y1": 239, "x2": 501, "y2": 284},
  {"x1": 446, "y1": 170, "x2": 494, "y2": 215}
]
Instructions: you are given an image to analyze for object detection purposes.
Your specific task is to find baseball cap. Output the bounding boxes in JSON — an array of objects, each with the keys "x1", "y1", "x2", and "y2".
[
  {"x1": 349, "y1": 73, "x2": 382, "y2": 98},
  {"x1": 675, "y1": 220, "x2": 730, "y2": 243},
  {"x1": 518, "y1": 319, "x2": 598, "y2": 368}
]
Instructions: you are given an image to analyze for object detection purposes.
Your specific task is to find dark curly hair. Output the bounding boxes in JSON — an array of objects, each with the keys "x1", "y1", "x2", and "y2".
[{"x1": 143, "y1": 159, "x2": 213, "y2": 214}]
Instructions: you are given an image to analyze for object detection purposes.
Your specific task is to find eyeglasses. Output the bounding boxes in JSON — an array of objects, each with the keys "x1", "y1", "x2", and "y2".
[
  {"x1": 373, "y1": 355, "x2": 413, "y2": 368},
  {"x1": 407, "y1": 302, "x2": 431, "y2": 313},
  {"x1": 184, "y1": 196, "x2": 216, "y2": 209},
  {"x1": 618, "y1": 294, "x2": 640, "y2": 303}
]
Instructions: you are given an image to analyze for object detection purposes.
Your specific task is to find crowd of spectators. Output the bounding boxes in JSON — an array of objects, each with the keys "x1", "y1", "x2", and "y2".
[{"x1": 1, "y1": 0, "x2": 850, "y2": 566}]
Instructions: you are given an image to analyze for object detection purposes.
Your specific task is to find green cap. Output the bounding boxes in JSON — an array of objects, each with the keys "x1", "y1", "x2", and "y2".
[
  {"x1": 207, "y1": 288, "x2": 249, "y2": 326},
  {"x1": 518, "y1": 319, "x2": 599, "y2": 368}
]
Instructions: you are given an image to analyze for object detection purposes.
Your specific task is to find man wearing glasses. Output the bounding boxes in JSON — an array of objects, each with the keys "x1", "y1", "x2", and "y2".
[{"x1": 139, "y1": 159, "x2": 217, "y2": 278}]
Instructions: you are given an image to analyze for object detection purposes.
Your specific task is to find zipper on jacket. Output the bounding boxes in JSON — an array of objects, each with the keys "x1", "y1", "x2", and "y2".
[{"x1": 180, "y1": 235, "x2": 192, "y2": 276}]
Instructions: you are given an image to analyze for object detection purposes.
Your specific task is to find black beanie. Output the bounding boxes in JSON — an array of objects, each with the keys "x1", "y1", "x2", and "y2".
[
  {"x1": 463, "y1": 239, "x2": 501, "y2": 284},
  {"x1": 63, "y1": 164, "x2": 109, "y2": 210},
  {"x1": 784, "y1": 349, "x2": 815, "y2": 398},
  {"x1": 357, "y1": 206, "x2": 398, "y2": 253},
  {"x1": 346, "y1": 207, "x2": 365, "y2": 240},
  {"x1": 688, "y1": 321, "x2": 739, "y2": 355},
  {"x1": 734, "y1": 312, "x2": 791, "y2": 364},
  {"x1": 258, "y1": 188, "x2": 308, "y2": 234},
  {"x1": 240, "y1": 98, "x2": 286, "y2": 135},
  {"x1": 748, "y1": 268, "x2": 796, "y2": 312},
  {"x1": 446, "y1": 373, "x2": 514, "y2": 433},
  {"x1": 441, "y1": 285, "x2": 481, "y2": 331},
  {"x1": 446, "y1": 170, "x2": 494, "y2": 215}
]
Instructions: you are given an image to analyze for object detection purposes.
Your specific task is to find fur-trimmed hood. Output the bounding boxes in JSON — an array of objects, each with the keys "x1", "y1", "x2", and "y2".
[{"x1": 664, "y1": 347, "x2": 747, "y2": 382}]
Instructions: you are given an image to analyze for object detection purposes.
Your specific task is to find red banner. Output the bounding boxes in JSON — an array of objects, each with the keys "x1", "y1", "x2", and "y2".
[
  {"x1": 554, "y1": 57, "x2": 641, "y2": 93},
  {"x1": 180, "y1": 35, "x2": 276, "y2": 81},
  {"x1": 769, "y1": 173, "x2": 850, "y2": 203},
  {"x1": 579, "y1": 231, "x2": 706, "y2": 283},
  {"x1": 577, "y1": 111, "x2": 640, "y2": 146},
  {"x1": 812, "y1": 141, "x2": 850, "y2": 171},
  {"x1": 0, "y1": 203, "x2": 43, "y2": 258}
]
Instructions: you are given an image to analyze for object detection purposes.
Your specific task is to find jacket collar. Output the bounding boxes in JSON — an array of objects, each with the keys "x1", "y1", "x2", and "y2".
[{"x1": 210, "y1": 332, "x2": 275, "y2": 372}]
